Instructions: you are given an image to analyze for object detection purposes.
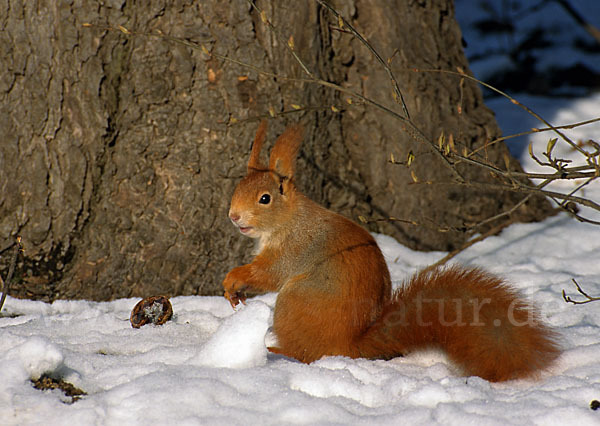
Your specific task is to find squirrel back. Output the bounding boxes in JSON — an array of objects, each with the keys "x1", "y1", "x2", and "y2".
[{"x1": 222, "y1": 121, "x2": 560, "y2": 382}]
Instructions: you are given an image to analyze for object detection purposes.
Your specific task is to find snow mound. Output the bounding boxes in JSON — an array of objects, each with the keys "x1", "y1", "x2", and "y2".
[
  {"x1": 1, "y1": 336, "x2": 64, "y2": 382},
  {"x1": 190, "y1": 300, "x2": 271, "y2": 368}
]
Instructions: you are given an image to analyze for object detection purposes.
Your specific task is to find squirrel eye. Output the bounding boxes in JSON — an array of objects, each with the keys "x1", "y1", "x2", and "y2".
[{"x1": 259, "y1": 194, "x2": 271, "y2": 205}]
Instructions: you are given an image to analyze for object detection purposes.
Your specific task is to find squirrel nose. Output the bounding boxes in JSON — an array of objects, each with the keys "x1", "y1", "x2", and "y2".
[{"x1": 229, "y1": 212, "x2": 240, "y2": 223}]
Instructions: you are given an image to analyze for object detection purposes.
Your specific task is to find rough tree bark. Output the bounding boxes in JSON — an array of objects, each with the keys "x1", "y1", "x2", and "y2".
[{"x1": 0, "y1": 0, "x2": 551, "y2": 301}]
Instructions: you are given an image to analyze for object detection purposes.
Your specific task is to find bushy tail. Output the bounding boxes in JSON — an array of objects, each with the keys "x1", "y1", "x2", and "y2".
[{"x1": 355, "y1": 265, "x2": 561, "y2": 382}]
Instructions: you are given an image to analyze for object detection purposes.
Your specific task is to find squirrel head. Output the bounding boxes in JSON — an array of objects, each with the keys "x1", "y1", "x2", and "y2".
[{"x1": 229, "y1": 120, "x2": 304, "y2": 242}]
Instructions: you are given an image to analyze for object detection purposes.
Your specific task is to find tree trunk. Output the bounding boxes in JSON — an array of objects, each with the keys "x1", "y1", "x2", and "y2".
[{"x1": 0, "y1": 0, "x2": 551, "y2": 301}]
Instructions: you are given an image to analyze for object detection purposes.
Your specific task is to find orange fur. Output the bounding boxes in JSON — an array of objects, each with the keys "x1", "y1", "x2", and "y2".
[{"x1": 223, "y1": 122, "x2": 561, "y2": 382}]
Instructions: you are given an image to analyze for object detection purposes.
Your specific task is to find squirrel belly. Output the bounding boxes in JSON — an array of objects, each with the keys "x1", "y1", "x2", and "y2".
[{"x1": 223, "y1": 121, "x2": 561, "y2": 382}]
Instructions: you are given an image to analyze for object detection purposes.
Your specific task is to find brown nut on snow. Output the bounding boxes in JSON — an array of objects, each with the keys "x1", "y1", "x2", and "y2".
[{"x1": 130, "y1": 295, "x2": 173, "y2": 328}]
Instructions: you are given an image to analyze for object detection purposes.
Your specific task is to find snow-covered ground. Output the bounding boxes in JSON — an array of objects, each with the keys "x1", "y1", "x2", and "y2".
[
  {"x1": 455, "y1": 0, "x2": 600, "y2": 97},
  {"x1": 2, "y1": 94, "x2": 600, "y2": 425},
  {"x1": 2, "y1": 2, "x2": 600, "y2": 425}
]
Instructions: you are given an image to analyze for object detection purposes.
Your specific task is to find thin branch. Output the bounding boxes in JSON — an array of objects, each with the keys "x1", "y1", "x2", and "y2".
[
  {"x1": 246, "y1": 2, "x2": 462, "y2": 182},
  {"x1": 562, "y1": 207, "x2": 600, "y2": 226},
  {"x1": 563, "y1": 279, "x2": 600, "y2": 304},
  {"x1": 365, "y1": 179, "x2": 554, "y2": 239},
  {"x1": 459, "y1": 180, "x2": 600, "y2": 212},
  {"x1": 424, "y1": 220, "x2": 514, "y2": 271},
  {"x1": 316, "y1": 0, "x2": 411, "y2": 119},
  {"x1": 453, "y1": 151, "x2": 599, "y2": 181},
  {"x1": 469, "y1": 117, "x2": 600, "y2": 157},
  {"x1": 560, "y1": 177, "x2": 596, "y2": 209},
  {"x1": 245, "y1": 0, "x2": 315, "y2": 78},
  {"x1": 228, "y1": 104, "x2": 349, "y2": 126},
  {"x1": 407, "y1": 172, "x2": 600, "y2": 224},
  {"x1": 82, "y1": 22, "x2": 214, "y2": 50},
  {"x1": 0, "y1": 237, "x2": 22, "y2": 313},
  {"x1": 466, "y1": 180, "x2": 552, "y2": 232},
  {"x1": 358, "y1": 216, "x2": 468, "y2": 234},
  {"x1": 441, "y1": 147, "x2": 600, "y2": 218},
  {"x1": 83, "y1": 8, "x2": 600, "y2": 238},
  {"x1": 409, "y1": 67, "x2": 591, "y2": 157},
  {"x1": 552, "y1": 0, "x2": 600, "y2": 44}
]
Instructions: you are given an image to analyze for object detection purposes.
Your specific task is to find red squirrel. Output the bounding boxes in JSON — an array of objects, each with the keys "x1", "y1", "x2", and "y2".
[{"x1": 222, "y1": 121, "x2": 560, "y2": 382}]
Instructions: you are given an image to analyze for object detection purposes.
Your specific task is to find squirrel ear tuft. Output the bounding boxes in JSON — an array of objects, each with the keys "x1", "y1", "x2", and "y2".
[
  {"x1": 269, "y1": 124, "x2": 304, "y2": 179},
  {"x1": 248, "y1": 120, "x2": 268, "y2": 172}
]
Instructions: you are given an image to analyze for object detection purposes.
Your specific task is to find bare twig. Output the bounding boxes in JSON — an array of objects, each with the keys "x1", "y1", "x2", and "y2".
[
  {"x1": 83, "y1": 2, "x2": 600, "y2": 246},
  {"x1": 453, "y1": 151, "x2": 599, "y2": 181},
  {"x1": 358, "y1": 215, "x2": 468, "y2": 234},
  {"x1": 0, "y1": 237, "x2": 23, "y2": 313},
  {"x1": 248, "y1": 2, "x2": 463, "y2": 181},
  {"x1": 552, "y1": 0, "x2": 600, "y2": 44},
  {"x1": 245, "y1": 0, "x2": 315, "y2": 78},
  {"x1": 228, "y1": 104, "x2": 349, "y2": 126},
  {"x1": 424, "y1": 220, "x2": 514, "y2": 271},
  {"x1": 469, "y1": 117, "x2": 600, "y2": 156},
  {"x1": 409, "y1": 67, "x2": 592, "y2": 158},
  {"x1": 456, "y1": 180, "x2": 600, "y2": 212},
  {"x1": 563, "y1": 279, "x2": 600, "y2": 304},
  {"x1": 465, "y1": 181, "x2": 551, "y2": 232},
  {"x1": 83, "y1": 20, "x2": 465, "y2": 182},
  {"x1": 315, "y1": 0, "x2": 411, "y2": 119},
  {"x1": 81, "y1": 22, "x2": 214, "y2": 50}
]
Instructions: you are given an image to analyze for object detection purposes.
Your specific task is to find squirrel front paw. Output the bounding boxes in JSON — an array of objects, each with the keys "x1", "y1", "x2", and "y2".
[
  {"x1": 224, "y1": 289, "x2": 247, "y2": 308},
  {"x1": 222, "y1": 266, "x2": 250, "y2": 308}
]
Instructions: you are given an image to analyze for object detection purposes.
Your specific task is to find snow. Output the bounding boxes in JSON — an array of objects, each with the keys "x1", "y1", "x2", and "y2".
[
  {"x1": 191, "y1": 299, "x2": 271, "y2": 369},
  {"x1": 2, "y1": 131, "x2": 600, "y2": 424},
  {"x1": 2, "y1": 2, "x2": 600, "y2": 425},
  {"x1": 455, "y1": 0, "x2": 600, "y2": 95}
]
